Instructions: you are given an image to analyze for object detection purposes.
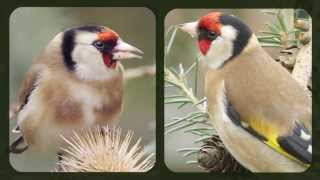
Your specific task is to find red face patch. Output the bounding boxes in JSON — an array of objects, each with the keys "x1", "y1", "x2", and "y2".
[
  {"x1": 98, "y1": 29, "x2": 119, "y2": 69},
  {"x1": 197, "y1": 12, "x2": 222, "y2": 55},
  {"x1": 198, "y1": 39, "x2": 212, "y2": 55},
  {"x1": 198, "y1": 12, "x2": 222, "y2": 34},
  {"x1": 103, "y1": 53, "x2": 117, "y2": 69},
  {"x1": 97, "y1": 29, "x2": 119, "y2": 42}
]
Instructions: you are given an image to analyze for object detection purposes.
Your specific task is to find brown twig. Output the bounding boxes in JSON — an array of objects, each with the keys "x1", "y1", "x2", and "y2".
[{"x1": 124, "y1": 65, "x2": 156, "y2": 81}]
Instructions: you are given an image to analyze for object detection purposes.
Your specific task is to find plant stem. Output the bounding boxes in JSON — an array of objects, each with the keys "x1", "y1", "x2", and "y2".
[{"x1": 165, "y1": 67, "x2": 205, "y2": 112}]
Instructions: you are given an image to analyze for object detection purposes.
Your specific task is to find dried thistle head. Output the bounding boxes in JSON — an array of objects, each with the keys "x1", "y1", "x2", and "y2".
[{"x1": 56, "y1": 126, "x2": 154, "y2": 172}]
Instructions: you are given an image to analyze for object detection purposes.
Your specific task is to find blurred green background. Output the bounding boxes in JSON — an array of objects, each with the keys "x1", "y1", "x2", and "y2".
[
  {"x1": 164, "y1": 9, "x2": 291, "y2": 172},
  {"x1": 9, "y1": 7, "x2": 155, "y2": 172}
]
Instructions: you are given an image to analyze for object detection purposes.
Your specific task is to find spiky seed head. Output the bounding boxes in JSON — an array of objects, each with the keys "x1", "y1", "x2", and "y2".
[{"x1": 56, "y1": 126, "x2": 154, "y2": 172}]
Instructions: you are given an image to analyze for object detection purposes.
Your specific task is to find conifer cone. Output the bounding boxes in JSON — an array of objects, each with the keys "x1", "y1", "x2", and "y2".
[{"x1": 198, "y1": 135, "x2": 249, "y2": 172}]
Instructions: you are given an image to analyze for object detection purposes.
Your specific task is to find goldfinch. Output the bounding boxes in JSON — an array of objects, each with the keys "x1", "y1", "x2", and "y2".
[
  {"x1": 179, "y1": 12, "x2": 311, "y2": 172},
  {"x1": 10, "y1": 25, "x2": 143, "y2": 155}
]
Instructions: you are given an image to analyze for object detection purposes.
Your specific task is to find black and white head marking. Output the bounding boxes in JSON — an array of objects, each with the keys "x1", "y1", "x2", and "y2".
[
  {"x1": 219, "y1": 15, "x2": 252, "y2": 61},
  {"x1": 189, "y1": 14, "x2": 253, "y2": 70},
  {"x1": 59, "y1": 25, "x2": 142, "y2": 81},
  {"x1": 205, "y1": 14, "x2": 252, "y2": 69},
  {"x1": 61, "y1": 25, "x2": 105, "y2": 71}
]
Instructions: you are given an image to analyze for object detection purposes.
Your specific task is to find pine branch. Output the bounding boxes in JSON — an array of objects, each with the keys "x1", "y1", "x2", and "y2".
[
  {"x1": 165, "y1": 67, "x2": 205, "y2": 111},
  {"x1": 259, "y1": 9, "x2": 312, "y2": 95}
]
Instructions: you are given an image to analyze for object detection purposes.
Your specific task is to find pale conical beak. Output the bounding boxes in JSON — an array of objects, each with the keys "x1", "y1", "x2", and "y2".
[
  {"x1": 178, "y1": 21, "x2": 198, "y2": 38},
  {"x1": 112, "y1": 40, "x2": 144, "y2": 60}
]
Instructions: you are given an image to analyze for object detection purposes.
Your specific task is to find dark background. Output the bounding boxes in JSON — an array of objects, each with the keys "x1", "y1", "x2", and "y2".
[{"x1": 0, "y1": 0, "x2": 319, "y2": 179}]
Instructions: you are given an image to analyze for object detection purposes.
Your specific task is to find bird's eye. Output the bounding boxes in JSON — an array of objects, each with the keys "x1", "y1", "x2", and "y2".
[
  {"x1": 93, "y1": 41, "x2": 104, "y2": 49},
  {"x1": 208, "y1": 31, "x2": 217, "y2": 40},
  {"x1": 198, "y1": 28, "x2": 218, "y2": 41}
]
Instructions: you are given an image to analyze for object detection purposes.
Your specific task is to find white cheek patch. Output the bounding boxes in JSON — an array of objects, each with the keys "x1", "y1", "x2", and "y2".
[
  {"x1": 221, "y1": 25, "x2": 238, "y2": 41},
  {"x1": 70, "y1": 31, "x2": 119, "y2": 81},
  {"x1": 204, "y1": 37, "x2": 234, "y2": 69},
  {"x1": 72, "y1": 44, "x2": 117, "y2": 81},
  {"x1": 203, "y1": 25, "x2": 238, "y2": 70}
]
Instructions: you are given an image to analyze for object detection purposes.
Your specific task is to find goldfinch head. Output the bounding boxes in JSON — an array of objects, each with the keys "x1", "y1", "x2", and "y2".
[
  {"x1": 51, "y1": 25, "x2": 143, "y2": 81},
  {"x1": 179, "y1": 12, "x2": 252, "y2": 69}
]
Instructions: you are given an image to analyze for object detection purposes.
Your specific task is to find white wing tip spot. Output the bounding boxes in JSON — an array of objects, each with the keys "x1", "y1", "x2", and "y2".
[
  {"x1": 12, "y1": 126, "x2": 20, "y2": 134},
  {"x1": 300, "y1": 129, "x2": 311, "y2": 141},
  {"x1": 307, "y1": 145, "x2": 312, "y2": 154},
  {"x1": 241, "y1": 121, "x2": 249, "y2": 128}
]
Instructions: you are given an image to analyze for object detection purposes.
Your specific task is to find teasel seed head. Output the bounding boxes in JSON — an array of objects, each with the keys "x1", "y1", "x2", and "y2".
[{"x1": 56, "y1": 126, "x2": 154, "y2": 172}]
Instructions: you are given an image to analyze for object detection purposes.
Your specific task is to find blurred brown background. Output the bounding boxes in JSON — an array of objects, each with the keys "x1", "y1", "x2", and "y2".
[{"x1": 9, "y1": 7, "x2": 155, "y2": 172}]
